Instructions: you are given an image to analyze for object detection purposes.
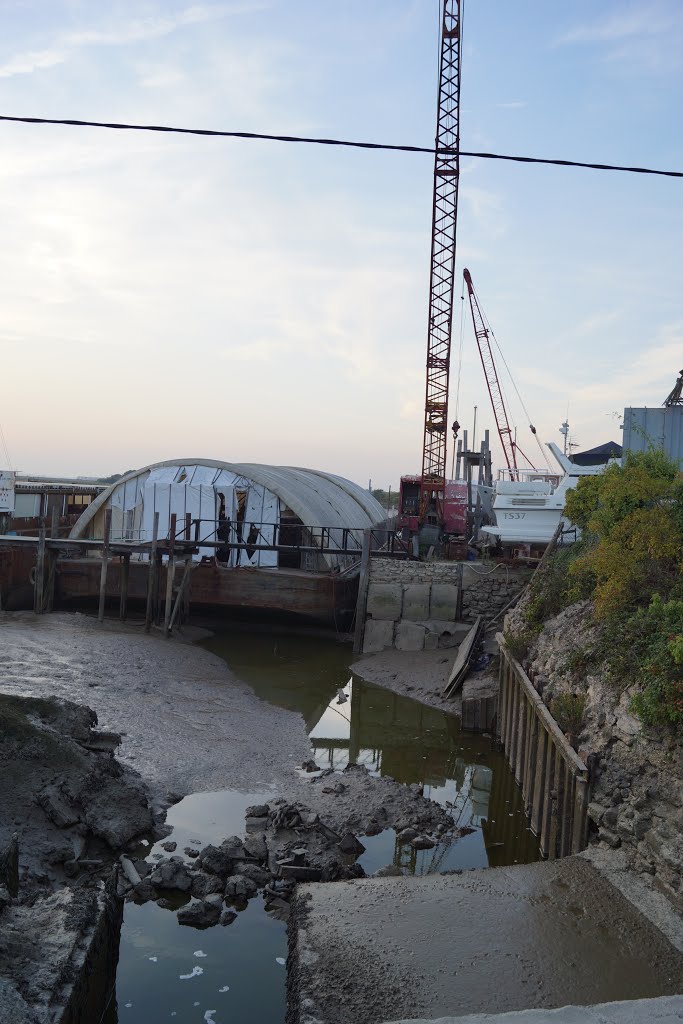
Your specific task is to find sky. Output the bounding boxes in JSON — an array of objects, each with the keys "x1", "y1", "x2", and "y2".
[{"x1": 1, "y1": 0, "x2": 682, "y2": 486}]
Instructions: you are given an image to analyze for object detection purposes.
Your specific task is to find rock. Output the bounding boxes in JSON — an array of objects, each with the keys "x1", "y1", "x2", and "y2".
[
  {"x1": 198, "y1": 838, "x2": 242, "y2": 877},
  {"x1": 0, "y1": 834, "x2": 19, "y2": 898},
  {"x1": 177, "y1": 896, "x2": 222, "y2": 929},
  {"x1": 0, "y1": 883, "x2": 12, "y2": 913},
  {"x1": 243, "y1": 833, "x2": 268, "y2": 862},
  {"x1": 300, "y1": 759, "x2": 321, "y2": 773},
  {"x1": 338, "y1": 832, "x2": 366, "y2": 856},
  {"x1": 225, "y1": 874, "x2": 259, "y2": 900},
  {"x1": 185, "y1": 848, "x2": 200, "y2": 858},
  {"x1": 233, "y1": 862, "x2": 271, "y2": 887},
  {"x1": 374, "y1": 864, "x2": 402, "y2": 877},
  {"x1": 220, "y1": 908, "x2": 237, "y2": 926},
  {"x1": 191, "y1": 872, "x2": 226, "y2": 898},
  {"x1": 397, "y1": 827, "x2": 418, "y2": 843},
  {"x1": 149, "y1": 857, "x2": 193, "y2": 892},
  {"x1": 365, "y1": 821, "x2": 383, "y2": 836},
  {"x1": 156, "y1": 897, "x2": 175, "y2": 910},
  {"x1": 37, "y1": 786, "x2": 81, "y2": 829},
  {"x1": 129, "y1": 878, "x2": 157, "y2": 904},
  {"x1": 245, "y1": 804, "x2": 270, "y2": 818},
  {"x1": 411, "y1": 835, "x2": 436, "y2": 850},
  {"x1": 161, "y1": 841, "x2": 177, "y2": 853}
]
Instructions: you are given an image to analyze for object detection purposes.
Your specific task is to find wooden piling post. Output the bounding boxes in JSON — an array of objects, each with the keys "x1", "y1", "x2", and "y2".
[
  {"x1": 119, "y1": 554, "x2": 130, "y2": 621},
  {"x1": 164, "y1": 513, "x2": 177, "y2": 636},
  {"x1": 352, "y1": 529, "x2": 372, "y2": 655},
  {"x1": 34, "y1": 524, "x2": 46, "y2": 614},
  {"x1": 45, "y1": 508, "x2": 59, "y2": 612},
  {"x1": 145, "y1": 512, "x2": 159, "y2": 633},
  {"x1": 98, "y1": 509, "x2": 111, "y2": 623}
]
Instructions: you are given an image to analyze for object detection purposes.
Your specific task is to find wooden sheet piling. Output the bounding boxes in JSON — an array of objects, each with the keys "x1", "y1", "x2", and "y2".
[
  {"x1": 496, "y1": 632, "x2": 590, "y2": 860},
  {"x1": 98, "y1": 509, "x2": 111, "y2": 623}
]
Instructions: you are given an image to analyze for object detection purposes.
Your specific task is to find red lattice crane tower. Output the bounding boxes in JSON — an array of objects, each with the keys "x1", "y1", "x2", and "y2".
[{"x1": 419, "y1": 0, "x2": 462, "y2": 524}]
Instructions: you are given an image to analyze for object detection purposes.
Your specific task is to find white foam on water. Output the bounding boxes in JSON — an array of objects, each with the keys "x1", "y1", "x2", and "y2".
[
  {"x1": 204, "y1": 1012, "x2": 217, "y2": 1022},
  {"x1": 194, "y1": 950, "x2": 208, "y2": 958},
  {"x1": 276, "y1": 957, "x2": 286, "y2": 966},
  {"x1": 219, "y1": 985, "x2": 229, "y2": 992},
  {"x1": 179, "y1": 966, "x2": 204, "y2": 980},
  {"x1": 148, "y1": 956, "x2": 158, "y2": 962}
]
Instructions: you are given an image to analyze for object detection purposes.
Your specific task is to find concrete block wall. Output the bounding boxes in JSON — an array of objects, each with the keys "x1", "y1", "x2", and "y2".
[
  {"x1": 361, "y1": 559, "x2": 532, "y2": 654},
  {"x1": 363, "y1": 558, "x2": 465, "y2": 654}
]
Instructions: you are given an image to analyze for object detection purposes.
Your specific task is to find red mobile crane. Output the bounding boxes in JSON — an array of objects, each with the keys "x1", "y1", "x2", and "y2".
[
  {"x1": 463, "y1": 268, "x2": 536, "y2": 480},
  {"x1": 397, "y1": 0, "x2": 462, "y2": 544}
]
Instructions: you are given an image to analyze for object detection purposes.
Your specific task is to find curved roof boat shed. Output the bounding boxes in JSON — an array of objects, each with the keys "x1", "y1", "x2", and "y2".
[{"x1": 70, "y1": 459, "x2": 386, "y2": 571}]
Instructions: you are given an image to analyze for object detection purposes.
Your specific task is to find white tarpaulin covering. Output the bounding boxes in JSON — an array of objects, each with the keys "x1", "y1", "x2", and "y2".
[{"x1": 71, "y1": 458, "x2": 387, "y2": 570}]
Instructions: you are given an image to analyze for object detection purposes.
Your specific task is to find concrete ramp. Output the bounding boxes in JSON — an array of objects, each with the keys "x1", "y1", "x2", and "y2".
[
  {"x1": 381, "y1": 995, "x2": 683, "y2": 1024},
  {"x1": 288, "y1": 857, "x2": 683, "y2": 1024}
]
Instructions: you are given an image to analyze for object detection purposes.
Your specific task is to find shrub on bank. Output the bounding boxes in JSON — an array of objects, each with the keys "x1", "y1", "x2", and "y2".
[{"x1": 509, "y1": 449, "x2": 683, "y2": 731}]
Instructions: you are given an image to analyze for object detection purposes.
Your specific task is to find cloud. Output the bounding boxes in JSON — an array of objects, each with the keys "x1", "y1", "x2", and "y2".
[
  {"x1": 574, "y1": 310, "x2": 621, "y2": 337},
  {"x1": 0, "y1": 48, "x2": 65, "y2": 78},
  {"x1": 558, "y1": 5, "x2": 678, "y2": 45},
  {"x1": 556, "y1": 2, "x2": 683, "y2": 71},
  {"x1": 0, "y1": 3, "x2": 262, "y2": 78}
]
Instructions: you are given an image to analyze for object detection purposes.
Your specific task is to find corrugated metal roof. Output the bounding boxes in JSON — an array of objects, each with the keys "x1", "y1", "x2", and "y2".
[{"x1": 70, "y1": 459, "x2": 387, "y2": 558}]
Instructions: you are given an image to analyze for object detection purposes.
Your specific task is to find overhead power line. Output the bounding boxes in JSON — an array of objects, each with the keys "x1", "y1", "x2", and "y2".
[{"x1": 0, "y1": 114, "x2": 682, "y2": 179}]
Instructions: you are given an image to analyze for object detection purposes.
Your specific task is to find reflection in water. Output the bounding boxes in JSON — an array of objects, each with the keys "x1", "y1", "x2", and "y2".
[
  {"x1": 202, "y1": 629, "x2": 539, "y2": 870},
  {"x1": 110, "y1": 629, "x2": 538, "y2": 1024}
]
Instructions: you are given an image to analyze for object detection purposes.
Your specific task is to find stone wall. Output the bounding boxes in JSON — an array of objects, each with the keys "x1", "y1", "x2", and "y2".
[
  {"x1": 460, "y1": 564, "x2": 532, "y2": 624},
  {"x1": 361, "y1": 559, "x2": 530, "y2": 654}
]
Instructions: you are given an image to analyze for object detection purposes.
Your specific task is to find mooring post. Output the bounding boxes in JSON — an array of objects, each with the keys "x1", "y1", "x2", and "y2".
[
  {"x1": 34, "y1": 523, "x2": 46, "y2": 614},
  {"x1": 119, "y1": 554, "x2": 130, "y2": 621},
  {"x1": 352, "y1": 529, "x2": 372, "y2": 655},
  {"x1": 98, "y1": 509, "x2": 111, "y2": 623},
  {"x1": 45, "y1": 507, "x2": 59, "y2": 612},
  {"x1": 145, "y1": 512, "x2": 159, "y2": 633},
  {"x1": 164, "y1": 513, "x2": 177, "y2": 636}
]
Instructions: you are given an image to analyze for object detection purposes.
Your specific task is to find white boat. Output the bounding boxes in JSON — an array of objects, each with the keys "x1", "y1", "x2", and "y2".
[{"x1": 480, "y1": 443, "x2": 611, "y2": 547}]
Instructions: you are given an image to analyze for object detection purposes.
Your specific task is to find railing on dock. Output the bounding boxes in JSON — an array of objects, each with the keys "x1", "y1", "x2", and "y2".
[{"x1": 496, "y1": 633, "x2": 590, "y2": 859}]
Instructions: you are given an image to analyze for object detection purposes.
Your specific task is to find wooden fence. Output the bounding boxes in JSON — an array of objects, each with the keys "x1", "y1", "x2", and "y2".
[{"x1": 496, "y1": 633, "x2": 590, "y2": 859}]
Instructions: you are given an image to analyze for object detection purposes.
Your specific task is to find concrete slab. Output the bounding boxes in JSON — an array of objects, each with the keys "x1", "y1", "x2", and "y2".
[
  {"x1": 363, "y1": 619, "x2": 395, "y2": 654},
  {"x1": 394, "y1": 622, "x2": 425, "y2": 651},
  {"x1": 380, "y1": 995, "x2": 683, "y2": 1024},
  {"x1": 429, "y1": 584, "x2": 459, "y2": 621},
  {"x1": 402, "y1": 584, "x2": 431, "y2": 621},
  {"x1": 288, "y1": 857, "x2": 683, "y2": 1024},
  {"x1": 367, "y1": 584, "x2": 403, "y2": 621}
]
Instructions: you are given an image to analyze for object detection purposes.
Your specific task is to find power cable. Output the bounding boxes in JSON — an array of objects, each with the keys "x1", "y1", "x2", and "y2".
[{"x1": 0, "y1": 114, "x2": 682, "y2": 178}]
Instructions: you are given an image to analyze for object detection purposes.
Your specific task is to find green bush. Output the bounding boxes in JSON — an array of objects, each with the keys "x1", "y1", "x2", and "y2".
[
  {"x1": 503, "y1": 626, "x2": 540, "y2": 662},
  {"x1": 550, "y1": 693, "x2": 587, "y2": 736}
]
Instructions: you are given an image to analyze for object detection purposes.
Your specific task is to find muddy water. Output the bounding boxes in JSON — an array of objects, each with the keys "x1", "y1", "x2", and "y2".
[{"x1": 109, "y1": 629, "x2": 538, "y2": 1024}]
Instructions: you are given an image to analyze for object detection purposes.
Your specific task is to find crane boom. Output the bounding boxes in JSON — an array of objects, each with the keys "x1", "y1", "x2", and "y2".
[
  {"x1": 420, "y1": 0, "x2": 462, "y2": 519},
  {"x1": 463, "y1": 268, "x2": 519, "y2": 478}
]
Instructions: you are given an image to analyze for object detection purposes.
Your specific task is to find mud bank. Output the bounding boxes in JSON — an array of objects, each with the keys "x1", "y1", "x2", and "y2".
[
  {"x1": 0, "y1": 612, "x2": 311, "y2": 800},
  {"x1": 0, "y1": 691, "x2": 155, "y2": 1024},
  {"x1": 352, "y1": 649, "x2": 460, "y2": 713}
]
